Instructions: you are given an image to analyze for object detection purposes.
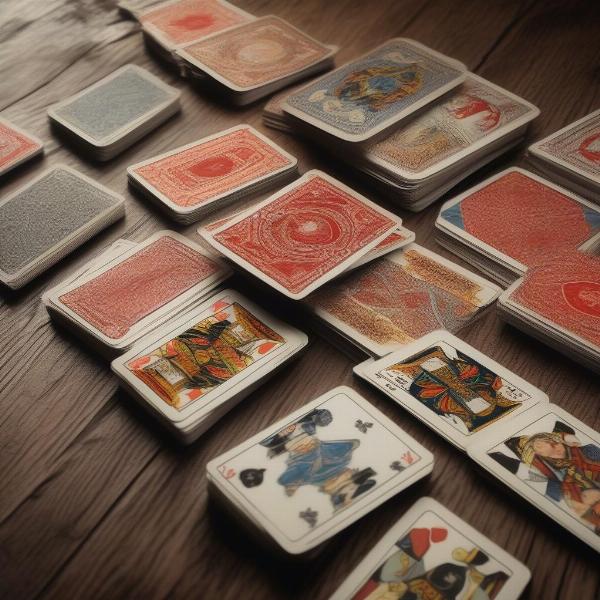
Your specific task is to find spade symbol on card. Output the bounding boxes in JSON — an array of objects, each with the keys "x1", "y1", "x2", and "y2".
[
  {"x1": 239, "y1": 468, "x2": 265, "y2": 488},
  {"x1": 299, "y1": 508, "x2": 318, "y2": 528}
]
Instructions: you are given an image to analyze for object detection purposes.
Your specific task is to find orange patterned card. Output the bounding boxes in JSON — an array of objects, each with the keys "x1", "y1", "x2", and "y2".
[{"x1": 0, "y1": 119, "x2": 42, "y2": 175}]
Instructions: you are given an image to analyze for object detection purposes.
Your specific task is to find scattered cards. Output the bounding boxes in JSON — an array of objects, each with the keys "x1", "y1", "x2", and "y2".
[
  {"x1": 354, "y1": 331, "x2": 548, "y2": 451},
  {"x1": 283, "y1": 38, "x2": 466, "y2": 143},
  {"x1": 468, "y1": 403, "x2": 600, "y2": 553},
  {"x1": 528, "y1": 108, "x2": 600, "y2": 199},
  {"x1": 45, "y1": 231, "x2": 230, "y2": 356},
  {"x1": 112, "y1": 288, "x2": 308, "y2": 443},
  {"x1": 176, "y1": 16, "x2": 336, "y2": 105},
  {"x1": 0, "y1": 165, "x2": 125, "y2": 289},
  {"x1": 330, "y1": 497, "x2": 531, "y2": 600},
  {"x1": 200, "y1": 170, "x2": 402, "y2": 300},
  {"x1": 0, "y1": 117, "x2": 44, "y2": 176},
  {"x1": 436, "y1": 167, "x2": 600, "y2": 286},
  {"x1": 127, "y1": 124, "x2": 297, "y2": 223},
  {"x1": 48, "y1": 64, "x2": 181, "y2": 160},
  {"x1": 304, "y1": 243, "x2": 501, "y2": 357},
  {"x1": 206, "y1": 386, "x2": 433, "y2": 554}
]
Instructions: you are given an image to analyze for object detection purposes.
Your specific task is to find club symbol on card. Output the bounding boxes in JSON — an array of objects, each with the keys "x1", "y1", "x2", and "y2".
[
  {"x1": 218, "y1": 465, "x2": 236, "y2": 480},
  {"x1": 355, "y1": 419, "x2": 373, "y2": 434},
  {"x1": 390, "y1": 461, "x2": 406, "y2": 472},
  {"x1": 299, "y1": 508, "x2": 318, "y2": 528},
  {"x1": 239, "y1": 468, "x2": 265, "y2": 488}
]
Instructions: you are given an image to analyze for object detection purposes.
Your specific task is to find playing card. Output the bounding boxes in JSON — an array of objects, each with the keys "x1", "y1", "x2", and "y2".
[
  {"x1": 467, "y1": 404, "x2": 600, "y2": 553},
  {"x1": 365, "y1": 73, "x2": 539, "y2": 180},
  {"x1": 139, "y1": 0, "x2": 254, "y2": 49},
  {"x1": 112, "y1": 288, "x2": 308, "y2": 426},
  {"x1": 127, "y1": 125, "x2": 297, "y2": 215},
  {"x1": 354, "y1": 331, "x2": 548, "y2": 451},
  {"x1": 0, "y1": 165, "x2": 125, "y2": 289},
  {"x1": 47, "y1": 231, "x2": 230, "y2": 347},
  {"x1": 437, "y1": 168, "x2": 600, "y2": 275},
  {"x1": 305, "y1": 244, "x2": 501, "y2": 357},
  {"x1": 283, "y1": 38, "x2": 466, "y2": 143},
  {"x1": 200, "y1": 170, "x2": 402, "y2": 299},
  {"x1": 329, "y1": 496, "x2": 530, "y2": 600},
  {"x1": 0, "y1": 117, "x2": 44, "y2": 176},
  {"x1": 207, "y1": 386, "x2": 433, "y2": 554},
  {"x1": 345, "y1": 226, "x2": 416, "y2": 272},
  {"x1": 176, "y1": 16, "x2": 334, "y2": 91}
]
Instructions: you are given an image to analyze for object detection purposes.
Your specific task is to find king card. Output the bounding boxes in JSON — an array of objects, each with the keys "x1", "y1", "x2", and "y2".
[{"x1": 0, "y1": 118, "x2": 44, "y2": 176}]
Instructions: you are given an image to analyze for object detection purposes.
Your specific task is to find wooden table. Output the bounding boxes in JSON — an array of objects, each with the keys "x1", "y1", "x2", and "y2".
[{"x1": 1, "y1": 1, "x2": 599, "y2": 598}]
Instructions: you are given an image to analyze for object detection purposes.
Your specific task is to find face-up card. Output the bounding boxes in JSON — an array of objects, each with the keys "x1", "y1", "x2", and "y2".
[
  {"x1": 48, "y1": 64, "x2": 180, "y2": 146},
  {"x1": 283, "y1": 38, "x2": 466, "y2": 143},
  {"x1": 201, "y1": 170, "x2": 401, "y2": 299},
  {"x1": 207, "y1": 386, "x2": 433, "y2": 554},
  {"x1": 176, "y1": 16, "x2": 334, "y2": 91},
  {"x1": 140, "y1": 0, "x2": 253, "y2": 49},
  {"x1": 330, "y1": 496, "x2": 530, "y2": 600},
  {"x1": 49, "y1": 231, "x2": 229, "y2": 346},
  {"x1": 530, "y1": 108, "x2": 600, "y2": 185},
  {"x1": 305, "y1": 244, "x2": 500, "y2": 357},
  {"x1": 0, "y1": 118, "x2": 43, "y2": 175},
  {"x1": 112, "y1": 289, "x2": 307, "y2": 424},
  {"x1": 437, "y1": 168, "x2": 600, "y2": 274},
  {"x1": 355, "y1": 331, "x2": 548, "y2": 451},
  {"x1": 128, "y1": 125, "x2": 296, "y2": 213},
  {"x1": 468, "y1": 404, "x2": 600, "y2": 552},
  {"x1": 366, "y1": 74, "x2": 539, "y2": 180}
]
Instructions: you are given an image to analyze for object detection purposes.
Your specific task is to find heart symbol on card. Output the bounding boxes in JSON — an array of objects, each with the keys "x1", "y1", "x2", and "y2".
[{"x1": 431, "y1": 527, "x2": 448, "y2": 543}]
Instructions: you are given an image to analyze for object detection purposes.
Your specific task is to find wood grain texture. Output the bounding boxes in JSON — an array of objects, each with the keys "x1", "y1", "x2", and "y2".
[{"x1": 0, "y1": 1, "x2": 598, "y2": 599}]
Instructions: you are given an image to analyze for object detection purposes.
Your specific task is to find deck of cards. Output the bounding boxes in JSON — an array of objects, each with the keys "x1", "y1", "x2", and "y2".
[
  {"x1": 435, "y1": 167, "x2": 600, "y2": 286},
  {"x1": 199, "y1": 170, "x2": 403, "y2": 300},
  {"x1": 112, "y1": 288, "x2": 308, "y2": 443},
  {"x1": 48, "y1": 64, "x2": 181, "y2": 160},
  {"x1": 0, "y1": 117, "x2": 44, "y2": 176},
  {"x1": 127, "y1": 125, "x2": 298, "y2": 223},
  {"x1": 206, "y1": 386, "x2": 434, "y2": 554},
  {"x1": 304, "y1": 243, "x2": 501, "y2": 358},
  {"x1": 44, "y1": 231, "x2": 230, "y2": 356},
  {"x1": 176, "y1": 15, "x2": 336, "y2": 105},
  {"x1": 330, "y1": 497, "x2": 531, "y2": 600},
  {"x1": 354, "y1": 331, "x2": 548, "y2": 451},
  {"x1": 0, "y1": 165, "x2": 125, "y2": 289},
  {"x1": 528, "y1": 108, "x2": 600, "y2": 200}
]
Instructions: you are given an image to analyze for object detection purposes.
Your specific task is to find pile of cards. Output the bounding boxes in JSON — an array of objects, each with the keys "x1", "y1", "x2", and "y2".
[
  {"x1": 262, "y1": 80, "x2": 309, "y2": 133},
  {"x1": 199, "y1": 170, "x2": 403, "y2": 300},
  {"x1": 0, "y1": 117, "x2": 44, "y2": 176},
  {"x1": 0, "y1": 166, "x2": 125, "y2": 290},
  {"x1": 528, "y1": 108, "x2": 600, "y2": 199},
  {"x1": 206, "y1": 386, "x2": 433, "y2": 554},
  {"x1": 435, "y1": 168, "x2": 600, "y2": 286},
  {"x1": 128, "y1": 125, "x2": 298, "y2": 223},
  {"x1": 48, "y1": 64, "x2": 181, "y2": 160},
  {"x1": 282, "y1": 38, "x2": 466, "y2": 144},
  {"x1": 354, "y1": 331, "x2": 548, "y2": 451},
  {"x1": 112, "y1": 289, "x2": 308, "y2": 443},
  {"x1": 44, "y1": 231, "x2": 230, "y2": 357},
  {"x1": 330, "y1": 497, "x2": 531, "y2": 600},
  {"x1": 498, "y1": 252, "x2": 600, "y2": 373},
  {"x1": 303, "y1": 243, "x2": 501, "y2": 358},
  {"x1": 468, "y1": 403, "x2": 600, "y2": 553},
  {"x1": 176, "y1": 16, "x2": 336, "y2": 105}
]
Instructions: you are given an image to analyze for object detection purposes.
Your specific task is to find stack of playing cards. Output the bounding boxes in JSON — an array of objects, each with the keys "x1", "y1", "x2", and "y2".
[
  {"x1": 282, "y1": 38, "x2": 467, "y2": 144},
  {"x1": 468, "y1": 403, "x2": 600, "y2": 553},
  {"x1": 330, "y1": 497, "x2": 531, "y2": 600},
  {"x1": 0, "y1": 118, "x2": 44, "y2": 176},
  {"x1": 111, "y1": 289, "x2": 308, "y2": 443},
  {"x1": 206, "y1": 386, "x2": 434, "y2": 555},
  {"x1": 497, "y1": 252, "x2": 600, "y2": 373},
  {"x1": 44, "y1": 231, "x2": 230, "y2": 357},
  {"x1": 354, "y1": 331, "x2": 548, "y2": 451},
  {"x1": 127, "y1": 125, "x2": 298, "y2": 223},
  {"x1": 435, "y1": 168, "x2": 600, "y2": 287},
  {"x1": 176, "y1": 16, "x2": 336, "y2": 105},
  {"x1": 199, "y1": 170, "x2": 403, "y2": 300},
  {"x1": 303, "y1": 243, "x2": 501, "y2": 358},
  {"x1": 262, "y1": 79, "x2": 315, "y2": 133},
  {"x1": 0, "y1": 165, "x2": 125, "y2": 290},
  {"x1": 48, "y1": 64, "x2": 181, "y2": 160},
  {"x1": 528, "y1": 108, "x2": 600, "y2": 200}
]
